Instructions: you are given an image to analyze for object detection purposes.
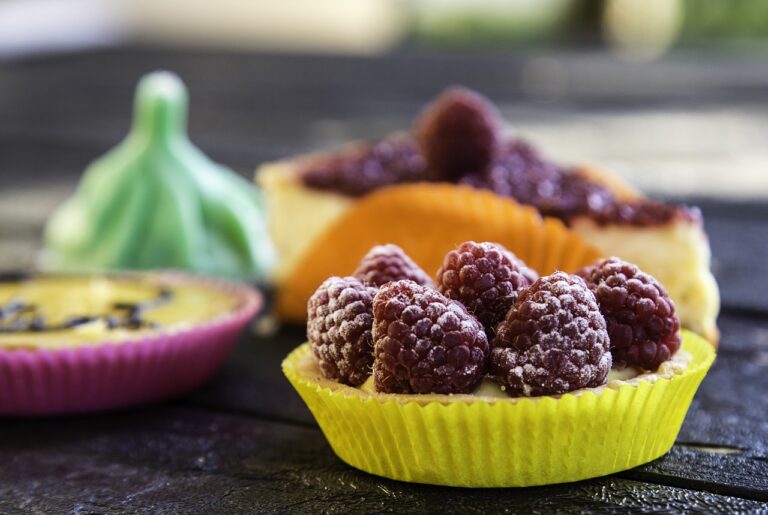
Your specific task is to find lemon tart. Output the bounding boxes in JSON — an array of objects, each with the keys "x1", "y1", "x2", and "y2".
[{"x1": 0, "y1": 272, "x2": 261, "y2": 415}]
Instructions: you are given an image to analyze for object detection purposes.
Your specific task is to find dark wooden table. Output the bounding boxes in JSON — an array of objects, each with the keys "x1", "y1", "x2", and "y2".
[{"x1": 1, "y1": 47, "x2": 767, "y2": 513}]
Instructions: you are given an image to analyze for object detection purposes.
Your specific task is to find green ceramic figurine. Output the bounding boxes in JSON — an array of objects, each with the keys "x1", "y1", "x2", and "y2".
[{"x1": 43, "y1": 71, "x2": 275, "y2": 281}]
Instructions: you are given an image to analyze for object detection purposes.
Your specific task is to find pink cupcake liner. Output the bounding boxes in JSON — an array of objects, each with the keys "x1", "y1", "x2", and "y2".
[{"x1": 0, "y1": 273, "x2": 262, "y2": 416}]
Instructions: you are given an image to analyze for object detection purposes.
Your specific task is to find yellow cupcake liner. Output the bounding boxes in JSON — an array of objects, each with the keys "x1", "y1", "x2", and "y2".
[
  {"x1": 283, "y1": 330, "x2": 714, "y2": 487},
  {"x1": 278, "y1": 183, "x2": 603, "y2": 322}
]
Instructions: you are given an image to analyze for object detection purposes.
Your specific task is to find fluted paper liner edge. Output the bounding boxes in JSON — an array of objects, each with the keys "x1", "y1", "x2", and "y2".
[{"x1": 283, "y1": 330, "x2": 714, "y2": 487}]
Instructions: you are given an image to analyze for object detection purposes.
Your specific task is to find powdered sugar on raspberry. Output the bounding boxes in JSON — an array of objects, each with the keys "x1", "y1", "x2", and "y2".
[
  {"x1": 354, "y1": 244, "x2": 433, "y2": 288},
  {"x1": 307, "y1": 276, "x2": 377, "y2": 386},
  {"x1": 491, "y1": 272, "x2": 611, "y2": 396},
  {"x1": 578, "y1": 257, "x2": 681, "y2": 371},
  {"x1": 437, "y1": 241, "x2": 537, "y2": 337},
  {"x1": 372, "y1": 280, "x2": 489, "y2": 394}
]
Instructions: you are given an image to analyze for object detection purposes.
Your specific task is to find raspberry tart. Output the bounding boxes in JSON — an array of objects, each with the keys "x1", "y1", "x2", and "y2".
[
  {"x1": 0, "y1": 272, "x2": 261, "y2": 415},
  {"x1": 284, "y1": 243, "x2": 715, "y2": 487},
  {"x1": 258, "y1": 88, "x2": 718, "y2": 344}
]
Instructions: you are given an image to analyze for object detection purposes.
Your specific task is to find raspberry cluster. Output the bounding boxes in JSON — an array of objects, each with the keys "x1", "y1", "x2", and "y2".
[
  {"x1": 436, "y1": 241, "x2": 536, "y2": 337},
  {"x1": 354, "y1": 244, "x2": 433, "y2": 288},
  {"x1": 416, "y1": 87, "x2": 502, "y2": 181},
  {"x1": 578, "y1": 257, "x2": 681, "y2": 370},
  {"x1": 372, "y1": 280, "x2": 489, "y2": 394},
  {"x1": 308, "y1": 243, "x2": 681, "y2": 399},
  {"x1": 307, "y1": 276, "x2": 377, "y2": 386},
  {"x1": 490, "y1": 272, "x2": 612, "y2": 397}
]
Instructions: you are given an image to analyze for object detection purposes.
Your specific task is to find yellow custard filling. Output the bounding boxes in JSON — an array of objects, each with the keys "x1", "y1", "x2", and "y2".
[{"x1": 0, "y1": 276, "x2": 241, "y2": 350}]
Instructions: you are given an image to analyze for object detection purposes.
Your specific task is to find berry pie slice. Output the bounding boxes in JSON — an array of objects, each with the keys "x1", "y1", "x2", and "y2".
[{"x1": 257, "y1": 88, "x2": 719, "y2": 343}]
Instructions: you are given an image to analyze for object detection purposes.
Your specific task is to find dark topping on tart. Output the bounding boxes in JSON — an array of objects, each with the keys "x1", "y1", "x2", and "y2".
[
  {"x1": 0, "y1": 288, "x2": 171, "y2": 334},
  {"x1": 578, "y1": 257, "x2": 681, "y2": 371},
  {"x1": 490, "y1": 272, "x2": 611, "y2": 397},
  {"x1": 416, "y1": 87, "x2": 502, "y2": 181},
  {"x1": 372, "y1": 280, "x2": 488, "y2": 394},
  {"x1": 436, "y1": 241, "x2": 536, "y2": 338},
  {"x1": 459, "y1": 140, "x2": 560, "y2": 199},
  {"x1": 460, "y1": 141, "x2": 696, "y2": 226},
  {"x1": 459, "y1": 140, "x2": 616, "y2": 222},
  {"x1": 300, "y1": 136, "x2": 427, "y2": 197},
  {"x1": 307, "y1": 276, "x2": 376, "y2": 386},
  {"x1": 297, "y1": 88, "x2": 698, "y2": 228},
  {"x1": 591, "y1": 200, "x2": 701, "y2": 227},
  {"x1": 354, "y1": 244, "x2": 433, "y2": 288}
]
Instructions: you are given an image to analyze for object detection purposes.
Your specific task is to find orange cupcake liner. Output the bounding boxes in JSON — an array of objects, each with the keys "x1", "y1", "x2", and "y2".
[{"x1": 278, "y1": 183, "x2": 603, "y2": 322}]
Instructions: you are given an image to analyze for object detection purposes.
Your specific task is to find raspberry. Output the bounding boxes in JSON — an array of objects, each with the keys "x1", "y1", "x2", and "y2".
[
  {"x1": 578, "y1": 257, "x2": 681, "y2": 370},
  {"x1": 436, "y1": 241, "x2": 537, "y2": 337},
  {"x1": 372, "y1": 280, "x2": 489, "y2": 394},
  {"x1": 490, "y1": 272, "x2": 611, "y2": 397},
  {"x1": 354, "y1": 244, "x2": 433, "y2": 288},
  {"x1": 416, "y1": 87, "x2": 502, "y2": 181},
  {"x1": 307, "y1": 276, "x2": 377, "y2": 386}
]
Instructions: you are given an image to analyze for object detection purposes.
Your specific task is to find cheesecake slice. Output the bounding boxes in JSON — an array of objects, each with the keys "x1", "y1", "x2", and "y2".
[{"x1": 256, "y1": 88, "x2": 719, "y2": 343}]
